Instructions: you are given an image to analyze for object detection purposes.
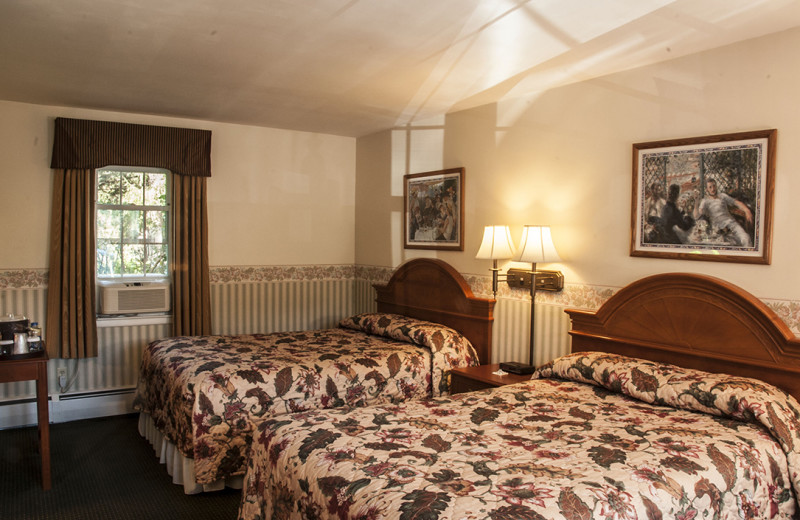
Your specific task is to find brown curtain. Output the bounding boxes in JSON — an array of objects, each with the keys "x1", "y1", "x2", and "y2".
[
  {"x1": 51, "y1": 118, "x2": 211, "y2": 177},
  {"x1": 172, "y1": 174, "x2": 212, "y2": 336},
  {"x1": 47, "y1": 117, "x2": 213, "y2": 356},
  {"x1": 46, "y1": 169, "x2": 98, "y2": 359}
]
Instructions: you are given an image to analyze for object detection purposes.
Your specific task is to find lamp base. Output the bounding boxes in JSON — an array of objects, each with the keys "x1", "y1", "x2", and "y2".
[{"x1": 498, "y1": 361, "x2": 536, "y2": 375}]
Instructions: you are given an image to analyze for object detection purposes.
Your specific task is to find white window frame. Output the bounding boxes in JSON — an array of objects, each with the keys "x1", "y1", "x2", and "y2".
[{"x1": 95, "y1": 166, "x2": 172, "y2": 319}]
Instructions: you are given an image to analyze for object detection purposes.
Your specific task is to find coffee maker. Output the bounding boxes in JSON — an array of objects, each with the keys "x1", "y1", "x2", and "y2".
[{"x1": 0, "y1": 314, "x2": 29, "y2": 356}]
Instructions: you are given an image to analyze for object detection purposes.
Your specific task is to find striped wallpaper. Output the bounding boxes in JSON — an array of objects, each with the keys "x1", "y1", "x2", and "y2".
[
  {"x1": 0, "y1": 276, "x2": 572, "y2": 409},
  {"x1": 1, "y1": 264, "x2": 798, "y2": 422},
  {"x1": 0, "y1": 276, "x2": 368, "y2": 403},
  {"x1": 493, "y1": 298, "x2": 572, "y2": 367},
  {"x1": 210, "y1": 279, "x2": 359, "y2": 335}
]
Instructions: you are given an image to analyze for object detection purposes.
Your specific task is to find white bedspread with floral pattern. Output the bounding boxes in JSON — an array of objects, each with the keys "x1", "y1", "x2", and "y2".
[
  {"x1": 133, "y1": 313, "x2": 478, "y2": 484},
  {"x1": 238, "y1": 352, "x2": 800, "y2": 519}
]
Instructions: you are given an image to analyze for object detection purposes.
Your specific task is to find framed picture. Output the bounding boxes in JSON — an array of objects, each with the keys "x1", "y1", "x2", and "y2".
[
  {"x1": 404, "y1": 167, "x2": 464, "y2": 251},
  {"x1": 630, "y1": 129, "x2": 776, "y2": 264}
]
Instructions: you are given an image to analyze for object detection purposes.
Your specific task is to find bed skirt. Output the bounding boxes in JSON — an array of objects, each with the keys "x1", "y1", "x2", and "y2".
[{"x1": 137, "y1": 412, "x2": 244, "y2": 494}]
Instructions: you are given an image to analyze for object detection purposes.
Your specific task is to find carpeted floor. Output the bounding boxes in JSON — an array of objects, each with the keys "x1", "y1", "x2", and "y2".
[{"x1": 0, "y1": 413, "x2": 240, "y2": 520}]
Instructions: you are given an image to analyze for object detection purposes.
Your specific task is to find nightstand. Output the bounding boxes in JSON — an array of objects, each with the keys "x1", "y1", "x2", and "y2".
[
  {"x1": 0, "y1": 350, "x2": 50, "y2": 489},
  {"x1": 450, "y1": 363, "x2": 532, "y2": 394}
]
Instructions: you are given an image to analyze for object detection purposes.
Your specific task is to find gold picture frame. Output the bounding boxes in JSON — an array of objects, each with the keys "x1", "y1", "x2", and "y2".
[
  {"x1": 630, "y1": 129, "x2": 776, "y2": 264},
  {"x1": 404, "y1": 167, "x2": 464, "y2": 251}
]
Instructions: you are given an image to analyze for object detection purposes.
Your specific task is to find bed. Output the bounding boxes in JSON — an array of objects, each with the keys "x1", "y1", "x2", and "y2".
[
  {"x1": 133, "y1": 258, "x2": 495, "y2": 493},
  {"x1": 238, "y1": 272, "x2": 800, "y2": 519}
]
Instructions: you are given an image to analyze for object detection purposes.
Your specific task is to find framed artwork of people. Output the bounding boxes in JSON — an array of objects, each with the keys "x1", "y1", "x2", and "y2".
[
  {"x1": 630, "y1": 129, "x2": 776, "y2": 264},
  {"x1": 404, "y1": 167, "x2": 464, "y2": 251}
]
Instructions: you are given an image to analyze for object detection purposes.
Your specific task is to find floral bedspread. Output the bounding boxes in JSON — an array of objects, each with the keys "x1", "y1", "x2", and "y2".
[
  {"x1": 132, "y1": 313, "x2": 478, "y2": 484},
  {"x1": 239, "y1": 352, "x2": 800, "y2": 520}
]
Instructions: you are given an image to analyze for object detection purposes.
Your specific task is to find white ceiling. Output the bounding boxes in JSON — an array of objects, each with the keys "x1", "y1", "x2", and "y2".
[{"x1": 2, "y1": 0, "x2": 799, "y2": 137}]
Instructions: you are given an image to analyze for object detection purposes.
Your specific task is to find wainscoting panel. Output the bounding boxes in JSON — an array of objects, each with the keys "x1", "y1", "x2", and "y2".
[
  {"x1": 85, "y1": 323, "x2": 170, "y2": 392},
  {"x1": 0, "y1": 287, "x2": 47, "y2": 327},
  {"x1": 355, "y1": 279, "x2": 379, "y2": 315},
  {"x1": 210, "y1": 278, "x2": 360, "y2": 335},
  {"x1": 534, "y1": 303, "x2": 573, "y2": 367},
  {"x1": 19, "y1": 264, "x2": 800, "y2": 427},
  {"x1": 3, "y1": 264, "x2": 799, "y2": 429},
  {"x1": 0, "y1": 278, "x2": 366, "y2": 409},
  {"x1": 0, "y1": 323, "x2": 169, "y2": 403},
  {"x1": 491, "y1": 299, "x2": 571, "y2": 366},
  {"x1": 0, "y1": 269, "x2": 573, "y2": 425},
  {"x1": 0, "y1": 284, "x2": 170, "y2": 402}
]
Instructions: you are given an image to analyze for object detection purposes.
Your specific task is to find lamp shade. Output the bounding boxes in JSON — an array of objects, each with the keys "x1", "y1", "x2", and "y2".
[
  {"x1": 515, "y1": 225, "x2": 561, "y2": 263},
  {"x1": 475, "y1": 225, "x2": 515, "y2": 260}
]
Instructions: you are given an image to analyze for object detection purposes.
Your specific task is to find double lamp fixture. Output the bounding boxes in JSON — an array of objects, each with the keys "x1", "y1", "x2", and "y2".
[{"x1": 476, "y1": 225, "x2": 564, "y2": 371}]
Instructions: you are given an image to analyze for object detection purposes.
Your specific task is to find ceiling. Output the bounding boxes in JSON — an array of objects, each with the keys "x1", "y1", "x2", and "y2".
[{"x1": 2, "y1": 0, "x2": 799, "y2": 137}]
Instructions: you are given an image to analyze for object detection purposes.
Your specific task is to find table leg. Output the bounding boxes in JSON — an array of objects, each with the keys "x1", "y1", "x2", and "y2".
[{"x1": 36, "y1": 362, "x2": 51, "y2": 490}]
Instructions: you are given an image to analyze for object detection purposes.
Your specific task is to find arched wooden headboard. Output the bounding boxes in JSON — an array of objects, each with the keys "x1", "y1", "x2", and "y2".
[
  {"x1": 566, "y1": 272, "x2": 800, "y2": 399},
  {"x1": 373, "y1": 258, "x2": 495, "y2": 365}
]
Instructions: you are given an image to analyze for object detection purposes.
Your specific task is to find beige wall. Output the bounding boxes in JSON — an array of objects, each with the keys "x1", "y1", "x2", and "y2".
[
  {"x1": 0, "y1": 101, "x2": 356, "y2": 269},
  {"x1": 355, "y1": 27, "x2": 800, "y2": 301}
]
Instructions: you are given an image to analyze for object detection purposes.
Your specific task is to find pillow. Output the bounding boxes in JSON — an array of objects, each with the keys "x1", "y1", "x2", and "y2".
[
  {"x1": 533, "y1": 351, "x2": 800, "y2": 459},
  {"x1": 339, "y1": 313, "x2": 479, "y2": 395},
  {"x1": 339, "y1": 313, "x2": 468, "y2": 355}
]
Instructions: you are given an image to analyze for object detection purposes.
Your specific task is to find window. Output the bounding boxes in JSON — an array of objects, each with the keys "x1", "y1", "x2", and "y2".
[{"x1": 95, "y1": 167, "x2": 170, "y2": 281}]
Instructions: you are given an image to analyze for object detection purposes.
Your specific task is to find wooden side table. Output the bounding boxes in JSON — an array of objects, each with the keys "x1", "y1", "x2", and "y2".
[
  {"x1": 0, "y1": 351, "x2": 50, "y2": 490},
  {"x1": 450, "y1": 363, "x2": 532, "y2": 394}
]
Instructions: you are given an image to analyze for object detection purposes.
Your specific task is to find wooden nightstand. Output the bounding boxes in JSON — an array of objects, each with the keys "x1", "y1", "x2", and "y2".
[
  {"x1": 450, "y1": 364, "x2": 532, "y2": 394},
  {"x1": 0, "y1": 350, "x2": 50, "y2": 489}
]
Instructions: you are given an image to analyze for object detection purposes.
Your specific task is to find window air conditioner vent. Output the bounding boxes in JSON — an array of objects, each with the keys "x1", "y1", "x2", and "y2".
[{"x1": 100, "y1": 283, "x2": 170, "y2": 314}]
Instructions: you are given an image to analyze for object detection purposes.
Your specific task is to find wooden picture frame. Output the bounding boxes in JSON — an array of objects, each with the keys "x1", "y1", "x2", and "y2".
[
  {"x1": 404, "y1": 167, "x2": 464, "y2": 251},
  {"x1": 630, "y1": 129, "x2": 776, "y2": 264}
]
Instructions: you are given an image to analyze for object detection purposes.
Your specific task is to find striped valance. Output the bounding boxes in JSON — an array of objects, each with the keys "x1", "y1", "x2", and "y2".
[{"x1": 50, "y1": 117, "x2": 211, "y2": 177}]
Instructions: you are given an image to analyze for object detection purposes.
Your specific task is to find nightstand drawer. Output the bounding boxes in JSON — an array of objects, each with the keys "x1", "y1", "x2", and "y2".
[{"x1": 450, "y1": 364, "x2": 532, "y2": 394}]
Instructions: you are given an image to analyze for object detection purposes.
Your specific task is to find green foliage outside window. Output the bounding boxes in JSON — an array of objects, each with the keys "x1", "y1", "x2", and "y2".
[{"x1": 96, "y1": 168, "x2": 169, "y2": 278}]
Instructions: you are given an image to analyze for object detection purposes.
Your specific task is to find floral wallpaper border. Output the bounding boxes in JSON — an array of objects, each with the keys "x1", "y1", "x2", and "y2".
[
  {"x1": 0, "y1": 269, "x2": 48, "y2": 289},
  {"x1": 2, "y1": 265, "x2": 799, "y2": 334},
  {"x1": 209, "y1": 264, "x2": 356, "y2": 284}
]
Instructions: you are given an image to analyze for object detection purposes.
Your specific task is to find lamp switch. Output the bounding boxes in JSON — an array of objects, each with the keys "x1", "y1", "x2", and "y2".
[{"x1": 507, "y1": 272, "x2": 529, "y2": 288}]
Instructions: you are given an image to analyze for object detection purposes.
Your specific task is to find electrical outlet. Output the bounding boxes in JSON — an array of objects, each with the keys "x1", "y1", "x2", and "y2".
[{"x1": 57, "y1": 368, "x2": 67, "y2": 390}]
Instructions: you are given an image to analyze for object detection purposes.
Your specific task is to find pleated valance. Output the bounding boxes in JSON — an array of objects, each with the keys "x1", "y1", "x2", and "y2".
[{"x1": 50, "y1": 117, "x2": 212, "y2": 177}]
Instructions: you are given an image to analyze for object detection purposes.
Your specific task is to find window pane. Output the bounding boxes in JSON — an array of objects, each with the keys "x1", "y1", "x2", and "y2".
[
  {"x1": 97, "y1": 240, "x2": 121, "y2": 276},
  {"x1": 122, "y1": 210, "x2": 143, "y2": 241},
  {"x1": 97, "y1": 167, "x2": 170, "y2": 284},
  {"x1": 146, "y1": 244, "x2": 168, "y2": 275},
  {"x1": 145, "y1": 173, "x2": 168, "y2": 206},
  {"x1": 122, "y1": 244, "x2": 144, "y2": 274},
  {"x1": 97, "y1": 209, "x2": 121, "y2": 239},
  {"x1": 121, "y1": 172, "x2": 144, "y2": 205},
  {"x1": 97, "y1": 171, "x2": 120, "y2": 205},
  {"x1": 145, "y1": 211, "x2": 167, "y2": 243}
]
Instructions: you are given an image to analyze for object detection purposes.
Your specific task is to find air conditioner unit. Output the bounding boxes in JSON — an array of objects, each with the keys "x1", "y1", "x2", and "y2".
[{"x1": 100, "y1": 282, "x2": 170, "y2": 314}]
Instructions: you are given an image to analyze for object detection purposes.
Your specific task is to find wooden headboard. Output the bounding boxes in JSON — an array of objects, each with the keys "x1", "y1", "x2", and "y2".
[
  {"x1": 566, "y1": 273, "x2": 800, "y2": 400},
  {"x1": 374, "y1": 258, "x2": 495, "y2": 365}
]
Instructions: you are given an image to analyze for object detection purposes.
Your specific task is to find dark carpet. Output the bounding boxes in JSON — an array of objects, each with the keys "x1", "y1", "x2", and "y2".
[{"x1": 0, "y1": 413, "x2": 240, "y2": 520}]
